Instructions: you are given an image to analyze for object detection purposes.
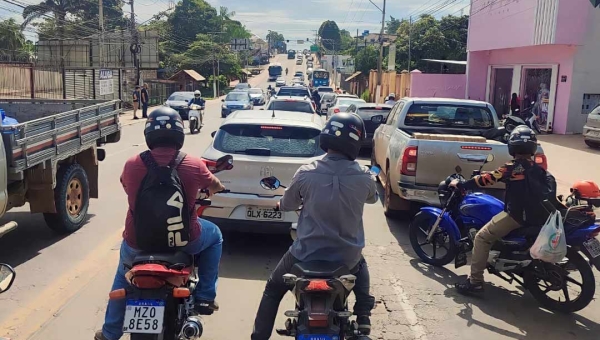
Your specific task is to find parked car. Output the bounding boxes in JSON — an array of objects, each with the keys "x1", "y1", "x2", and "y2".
[
  {"x1": 235, "y1": 83, "x2": 251, "y2": 90},
  {"x1": 307, "y1": 62, "x2": 314, "y2": 69},
  {"x1": 326, "y1": 96, "x2": 365, "y2": 118},
  {"x1": 346, "y1": 103, "x2": 393, "y2": 148},
  {"x1": 583, "y1": 104, "x2": 600, "y2": 148},
  {"x1": 371, "y1": 98, "x2": 547, "y2": 216},
  {"x1": 165, "y1": 91, "x2": 195, "y2": 120},
  {"x1": 221, "y1": 91, "x2": 253, "y2": 118},
  {"x1": 248, "y1": 88, "x2": 266, "y2": 106},
  {"x1": 296, "y1": 59, "x2": 303, "y2": 65},
  {"x1": 200, "y1": 110, "x2": 326, "y2": 233},
  {"x1": 265, "y1": 97, "x2": 316, "y2": 114},
  {"x1": 276, "y1": 77, "x2": 286, "y2": 87}
]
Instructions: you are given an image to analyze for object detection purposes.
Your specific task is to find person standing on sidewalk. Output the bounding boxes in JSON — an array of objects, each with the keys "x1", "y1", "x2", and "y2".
[
  {"x1": 141, "y1": 84, "x2": 149, "y2": 119},
  {"x1": 132, "y1": 85, "x2": 141, "y2": 120}
]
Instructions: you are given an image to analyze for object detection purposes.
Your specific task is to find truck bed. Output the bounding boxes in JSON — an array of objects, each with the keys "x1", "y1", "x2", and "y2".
[{"x1": 0, "y1": 99, "x2": 121, "y2": 173}]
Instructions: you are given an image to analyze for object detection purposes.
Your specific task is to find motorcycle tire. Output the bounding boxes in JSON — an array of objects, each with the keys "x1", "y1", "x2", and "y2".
[
  {"x1": 524, "y1": 248, "x2": 595, "y2": 313},
  {"x1": 409, "y1": 211, "x2": 457, "y2": 266}
]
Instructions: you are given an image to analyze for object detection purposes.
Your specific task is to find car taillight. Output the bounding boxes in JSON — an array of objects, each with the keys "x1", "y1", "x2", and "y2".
[
  {"x1": 305, "y1": 280, "x2": 332, "y2": 291},
  {"x1": 201, "y1": 158, "x2": 217, "y2": 172},
  {"x1": 333, "y1": 108, "x2": 340, "y2": 114},
  {"x1": 535, "y1": 153, "x2": 547, "y2": 170},
  {"x1": 400, "y1": 146, "x2": 418, "y2": 176}
]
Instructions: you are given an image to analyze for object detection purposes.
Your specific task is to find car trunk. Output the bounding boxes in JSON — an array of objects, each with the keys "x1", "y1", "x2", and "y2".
[{"x1": 412, "y1": 133, "x2": 509, "y2": 188}]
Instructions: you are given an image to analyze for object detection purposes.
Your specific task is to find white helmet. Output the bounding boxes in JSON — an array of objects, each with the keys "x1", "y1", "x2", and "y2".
[
  {"x1": 388, "y1": 93, "x2": 396, "y2": 98},
  {"x1": 194, "y1": 90, "x2": 201, "y2": 96}
]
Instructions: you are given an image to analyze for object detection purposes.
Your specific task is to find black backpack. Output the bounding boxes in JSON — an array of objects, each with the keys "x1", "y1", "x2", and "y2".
[
  {"x1": 506, "y1": 160, "x2": 555, "y2": 225},
  {"x1": 134, "y1": 151, "x2": 191, "y2": 252}
]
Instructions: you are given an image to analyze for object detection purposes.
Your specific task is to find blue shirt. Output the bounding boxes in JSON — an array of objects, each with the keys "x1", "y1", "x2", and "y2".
[
  {"x1": 189, "y1": 97, "x2": 205, "y2": 107},
  {"x1": 280, "y1": 154, "x2": 378, "y2": 268}
]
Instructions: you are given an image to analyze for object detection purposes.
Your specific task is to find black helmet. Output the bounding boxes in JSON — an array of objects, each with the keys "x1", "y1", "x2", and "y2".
[
  {"x1": 144, "y1": 106, "x2": 185, "y2": 150},
  {"x1": 319, "y1": 112, "x2": 366, "y2": 160},
  {"x1": 508, "y1": 125, "x2": 537, "y2": 156}
]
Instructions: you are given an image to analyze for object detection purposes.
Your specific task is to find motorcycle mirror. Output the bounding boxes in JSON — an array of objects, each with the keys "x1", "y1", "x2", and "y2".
[
  {"x1": 486, "y1": 154, "x2": 494, "y2": 163},
  {"x1": 221, "y1": 99, "x2": 225, "y2": 102},
  {"x1": 211, "y1": 131, "x2": 216, "y2": 138},
  {"x1": 215, "y1": 155, "x2": 234, "y2": 171},
  {"x1": 0, "y1": 264, "x2": 16, "y2": 294},
  {"x1": 260, "y1": 176, "x2": 283, "y2": 190},
  {"x1": 531, "y1": 101, "x2": 535, "y2": 105}
]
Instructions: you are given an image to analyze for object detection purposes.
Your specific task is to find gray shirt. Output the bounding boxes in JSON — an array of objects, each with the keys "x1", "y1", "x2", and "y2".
[{"x1": 280, "y1": 154, "x2": 378, "y2": 268}]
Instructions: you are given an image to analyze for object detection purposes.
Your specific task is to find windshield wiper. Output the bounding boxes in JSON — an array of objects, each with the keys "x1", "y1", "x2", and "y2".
[{"x1": 233, "y1": 148, "x2": 271, "y2": 156}]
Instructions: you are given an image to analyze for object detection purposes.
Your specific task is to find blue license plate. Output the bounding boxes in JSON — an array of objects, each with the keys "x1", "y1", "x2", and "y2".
[{"x1": 298, "y1": 335, "x2": 338, "y2": 340}]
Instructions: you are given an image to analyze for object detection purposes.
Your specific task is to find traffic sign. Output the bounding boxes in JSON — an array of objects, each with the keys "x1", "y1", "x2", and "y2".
[{"x1": 310, "y1": 45, "x2": 319, "y2": 52}]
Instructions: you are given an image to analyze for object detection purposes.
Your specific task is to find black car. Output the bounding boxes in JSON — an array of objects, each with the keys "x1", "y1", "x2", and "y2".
[
  {"x1": 276, "y1": 86, "x2": 312, "y2": 99},
  {"x1": 164, "y1": 91, "x2": 195, "y2": 120},
  {"x1": 346, "y1": 103, "x2": 393, "y2": 148}
]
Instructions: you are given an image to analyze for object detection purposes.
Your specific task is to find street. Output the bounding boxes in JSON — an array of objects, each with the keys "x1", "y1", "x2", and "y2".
[{"x1": 0, "y1": 54, "x2": 599, "y2": 340}]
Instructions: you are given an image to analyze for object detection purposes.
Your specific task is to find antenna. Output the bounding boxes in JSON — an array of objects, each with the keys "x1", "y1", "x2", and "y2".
[{"x1": 272, "y1": 106, "x2": 276, "y2": 118}]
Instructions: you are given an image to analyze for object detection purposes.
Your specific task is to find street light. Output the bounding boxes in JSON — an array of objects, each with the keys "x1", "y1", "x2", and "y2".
[{"x1": 368, "y1": 0, "x2": 386, "y2": 103}]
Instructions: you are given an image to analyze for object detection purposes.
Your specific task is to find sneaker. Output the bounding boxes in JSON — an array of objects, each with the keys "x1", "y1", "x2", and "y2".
[
  {"x1": 455, "y1": 278, "x2": 484, "y2": 295},
  {"x1": 94, "y1": 330, "x2": 109, "y2": 340},
  {"x1": 356, "y1": 315, "x2": 371, "y2": 335},
  {"x1": 194, "y1": 300, "x2": 219, "y2": 315}
]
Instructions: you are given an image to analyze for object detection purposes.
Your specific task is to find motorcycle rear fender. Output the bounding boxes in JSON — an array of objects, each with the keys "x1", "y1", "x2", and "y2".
[
  {"x1": 566, "y1": 224, "x2": 600, "y2": 245},
  {"x1": 419, "y1": 207, "x2": 462, "y2": 242}
]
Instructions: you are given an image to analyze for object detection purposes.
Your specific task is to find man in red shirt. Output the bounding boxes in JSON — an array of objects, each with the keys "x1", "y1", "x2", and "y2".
[{"x1": 95, "y1": 107, "x2": 225, "y2": 340}]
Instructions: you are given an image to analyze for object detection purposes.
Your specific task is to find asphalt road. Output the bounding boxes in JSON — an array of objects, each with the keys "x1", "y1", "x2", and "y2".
[{"x1": 0, "y1": 54, "x2": 599, "y2": 340}]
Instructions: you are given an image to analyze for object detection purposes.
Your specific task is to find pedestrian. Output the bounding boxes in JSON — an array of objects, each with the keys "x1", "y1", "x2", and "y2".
[
  {"x1": 510, "y1": 93, "x2": 520, "y2": 116},
  {"x1": 141, "y1": 83, "x2": 149, "y2": 119},
  {"x1": 132, "y1": 85, "x2": 140, "y2": 120}
]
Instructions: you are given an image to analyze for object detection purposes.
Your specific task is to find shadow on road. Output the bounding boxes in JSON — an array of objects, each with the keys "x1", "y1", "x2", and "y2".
[
  {"x1": 219, "y1": 231, "x2": 291, "y2": 281},
  {"x1": 538, "y1": 134, "x2": 600, "y2": 156},
  {"x1": 0, "y1": 212, "x2": 96, "y2": 267},
  {"x1": 409, "y1": 258, "x2": 600, "y2": 339}
]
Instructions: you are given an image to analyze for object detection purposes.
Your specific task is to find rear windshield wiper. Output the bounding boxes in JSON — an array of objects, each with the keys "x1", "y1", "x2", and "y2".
[{"x1": 233, "y1": 148, "x2": 271, "y2": 156}]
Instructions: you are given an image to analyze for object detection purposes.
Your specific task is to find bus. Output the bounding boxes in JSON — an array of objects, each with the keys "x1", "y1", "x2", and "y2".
[
  {"x1": 287, "y1": 50, "x2": 296, "y2": 59},
  {"x1": 311, "y1": 69, "x2": 330, "y2": 87},
  {"x1": 268, "y1": 63, "x2": 283, "y2": 81}
]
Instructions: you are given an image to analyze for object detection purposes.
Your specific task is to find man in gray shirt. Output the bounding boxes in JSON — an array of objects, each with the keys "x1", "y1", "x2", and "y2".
[{"x1": 251, "y1": 112, "x2": 378, "y2": 339}]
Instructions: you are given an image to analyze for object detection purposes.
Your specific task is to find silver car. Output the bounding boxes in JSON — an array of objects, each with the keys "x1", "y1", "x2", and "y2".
[
  {"x1": 584, "y1": 105, "x2": 600, "y2": 148},
  {"x1": 326, "y1": 95, "x2": 364, "y2": 118},
  {"x1": 200, "y1": 110, "x2": 326, "y2": 233}
]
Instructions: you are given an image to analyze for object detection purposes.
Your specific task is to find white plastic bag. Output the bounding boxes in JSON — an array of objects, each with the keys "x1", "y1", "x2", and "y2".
[{"x1": 530, "y1": 211, "x2": 567, "y2": 263}]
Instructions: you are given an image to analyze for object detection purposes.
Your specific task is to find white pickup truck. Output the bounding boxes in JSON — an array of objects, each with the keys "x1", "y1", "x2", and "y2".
[
  {"x1": 0, "y1": 99, "x2": 121, "y2": 237},
  {"x1": 371, "y1": 98, "x2": 546, "y2": 217}
]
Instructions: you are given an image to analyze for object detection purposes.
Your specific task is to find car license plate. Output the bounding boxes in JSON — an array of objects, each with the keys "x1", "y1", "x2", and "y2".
[
  {"x1": 298, "y1": 336, "x2": 338, "y2": 340},
  {"x1": 122, "y1": 299, "x2": 165, "y2": 334},
  {"x1": 583, "y1": 238, "x2": 600, "y2": 258},
  {"x1": 246, "y1": 206, "x2": 283, "y2": 221},
  {"x1": 589, "y1": 131, "x2": 600, "y2": 137}
]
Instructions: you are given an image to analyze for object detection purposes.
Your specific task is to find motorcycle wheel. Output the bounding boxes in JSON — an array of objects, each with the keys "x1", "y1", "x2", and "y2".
[
  {"x1": 409, "y1": 211, "x2": 457, "y2": 266},
  {"x1": 524, "y1": 248, "x2": 595, "y2": 313}
]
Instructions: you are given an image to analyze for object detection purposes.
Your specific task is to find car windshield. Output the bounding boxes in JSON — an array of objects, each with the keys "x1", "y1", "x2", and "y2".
[
  {"x1": 249, "y1": 89, "x2": 262, "y2": 94},
  {"x1": 322, "y1": 93, "x2": 336, "y2": 101},
  {"x1": 277, "y1": 88, "x2": 309, "y2": 97},
  {"x1": 168, "y1": 93, "x2": 193, "y2": 101},
  {"x1": 225, "y1": 93, "x2": 248, "y2": 101},
  {"x1": 404, "y1": 104, "x2": 494, "y2": 129},
  {"x1": 235, "y1": 83, "x2": 249, "y2": 88},
  {"x1": 338, "y1": 99, "x2": 365, "y2": 106},
  {"x1": 214, "y1": 124, "x2": 324, "y2": 157},
  {"x1": 267, "y1": 101, "x2": 314, "y2": 113}
]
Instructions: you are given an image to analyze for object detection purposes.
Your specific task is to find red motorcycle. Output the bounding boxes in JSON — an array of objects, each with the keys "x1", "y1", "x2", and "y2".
[{"x1": 107, "y1": 155, "x2": 233, "y2": 340}]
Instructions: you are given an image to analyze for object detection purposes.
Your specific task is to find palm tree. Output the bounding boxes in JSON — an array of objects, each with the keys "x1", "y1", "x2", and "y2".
[
  {"x1": 21, "y1": 0, "x2": 82, "y2": 38},
  {"x1": 0, "y1": 18, "x2": 26, "y2": 59}
]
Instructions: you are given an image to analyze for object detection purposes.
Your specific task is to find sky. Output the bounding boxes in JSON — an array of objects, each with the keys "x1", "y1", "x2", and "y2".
[{"x1": 0, "y1": 0, "x2": 471, "y2": 44}]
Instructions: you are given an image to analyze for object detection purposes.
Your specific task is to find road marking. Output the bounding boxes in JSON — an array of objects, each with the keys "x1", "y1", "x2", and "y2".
[
  {"x1": 0, "y1": 228, "x2": 124, "y2": 340},
  {"x1": 390, "y1": 273, "x2": 429, "y2": 340}
]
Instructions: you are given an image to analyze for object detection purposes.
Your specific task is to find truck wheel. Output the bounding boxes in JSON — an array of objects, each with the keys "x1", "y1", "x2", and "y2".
[
  {"x1": 585, "y1": 139, "x2": 600, "y2": 148},
  {"x1": 43, "y1": 163, "x2": 90, "y2": 234},
  {"x1": 384, "y1": 169, "x2": 402, "y2": 218}
]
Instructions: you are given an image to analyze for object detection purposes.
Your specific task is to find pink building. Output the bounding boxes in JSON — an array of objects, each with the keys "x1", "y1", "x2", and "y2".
[{"x1": 466, "y1": 0, "x2": 600, "y2": 134}]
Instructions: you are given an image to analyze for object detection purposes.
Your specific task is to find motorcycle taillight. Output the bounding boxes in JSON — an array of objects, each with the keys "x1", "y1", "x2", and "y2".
[{"x1": 131, "y1": 276, "x2": 166, "y2": 289}]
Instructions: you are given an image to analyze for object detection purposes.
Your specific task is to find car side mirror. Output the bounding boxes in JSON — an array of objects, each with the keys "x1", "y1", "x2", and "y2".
[
  {"x1": 211, "y1": 131, "x2": 216, "y2": 138},
  {"x1": 371, "y1": 115, "x2": 384, "y2": 124},
  {"x1": 0, "y1": 264, "x2": 16, "y2": 294},
  {"x1": 221, "y1": 99, "x2": 225, "y2": 102}
]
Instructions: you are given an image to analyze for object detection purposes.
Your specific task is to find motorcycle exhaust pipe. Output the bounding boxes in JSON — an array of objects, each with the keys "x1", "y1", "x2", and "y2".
[{"x1": 180, "y1": 316, "x2": 203, "y2": 339}]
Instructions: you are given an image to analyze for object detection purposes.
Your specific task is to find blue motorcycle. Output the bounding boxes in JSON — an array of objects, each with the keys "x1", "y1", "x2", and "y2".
[{"x1": 409, "y1": 155, "x2": 600, "y2": 313}]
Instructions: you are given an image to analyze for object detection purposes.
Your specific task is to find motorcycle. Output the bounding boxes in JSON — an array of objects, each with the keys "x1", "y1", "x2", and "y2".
[
  {"x1": 507, "y1": 101, "x2": 542, "y2": 134},
  {"x1": 0, "y1": 263, "x2": 16, "y2": 294},
  {"x1": 258, "y1": 166, "x2": 380, "y2": 340},
  {"x1": 188, "y1": 104, "x2": 204, "y2": 135},
  {"x1": 107, "y1": 155, "x2": 233, "y2": 340},
  {"x1": 408, "y1": 154, "x2": 600, "y2": 313}
]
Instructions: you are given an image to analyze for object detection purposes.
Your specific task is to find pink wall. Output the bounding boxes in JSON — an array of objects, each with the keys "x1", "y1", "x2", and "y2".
[
  {"x1": 409, "y1": 73, "x2": 467, "y2": 99},
  {"x1": 466, "y1": 51, "x2": 490, "y2": 101}
]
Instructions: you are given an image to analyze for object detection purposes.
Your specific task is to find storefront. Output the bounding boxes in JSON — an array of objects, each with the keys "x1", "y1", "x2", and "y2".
[{"x1": 486, "y1": 64, "x2": 558, "y2": 132}]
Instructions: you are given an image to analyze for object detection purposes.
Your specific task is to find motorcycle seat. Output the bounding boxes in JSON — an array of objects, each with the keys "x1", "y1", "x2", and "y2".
[
  {"x1": 505, "y1": 226, "x2": 541, "y2": 239},
  {"x1": 291, "y1": 261, "x2": 350, "y2": 278},
  {"x1": 132, "y1": 251, "x2": 193, "y2": 267}
]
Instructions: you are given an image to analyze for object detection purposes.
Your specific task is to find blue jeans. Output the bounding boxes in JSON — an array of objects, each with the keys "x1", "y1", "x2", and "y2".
[{"x1": 101, "y1": 218, "x2": 222, "y2": 340}]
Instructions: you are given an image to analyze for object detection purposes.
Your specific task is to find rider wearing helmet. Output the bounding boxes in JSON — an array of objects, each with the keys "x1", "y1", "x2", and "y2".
[
  {"x1": 251, "y1": 113, "x2": 378, "y2": 339},
  {"x1": 384, "y1": 93, "x2": 396, "y2": 105},
  {"x1": 189, "y1": 90, "x2": 205, "y2": 108},
  {"x1": 449, "y1": 125, "x2": 551, "y2": 294},
  {"x1": 95, "y1": 107, "x2": 225, "y2": 340}
]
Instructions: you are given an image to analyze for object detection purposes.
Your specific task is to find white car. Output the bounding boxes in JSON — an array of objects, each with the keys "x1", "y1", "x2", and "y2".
[
  {"x1": 265, "y1": 97, "x2": 317, "y2": 114},
  {"x1": 275, "y1": 77, "x2": 286, "y2": 87},
  {"x1": 200, "y1": 110, "x2": 326, "y2": 233}
]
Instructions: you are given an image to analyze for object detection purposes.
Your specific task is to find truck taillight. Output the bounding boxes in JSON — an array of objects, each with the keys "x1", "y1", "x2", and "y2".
[
  {"x1": 400, "y1": 146, "x2": 418, "y2": 176},
  {"x1": 534, "y1": 153, "x2": 547, "y2": 170}
]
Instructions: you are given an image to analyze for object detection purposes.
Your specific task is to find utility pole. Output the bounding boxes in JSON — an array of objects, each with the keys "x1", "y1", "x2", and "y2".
[
  {"x1": 376, "y1": 0, "x2": 386, "y2": 103},
  {"x1": 356, "y1": 29, "x2": 359, "y2": 54},
  {"x1": 99, "y1": 0, "x2": 104, "y2": 67},
  {"x1": 408, "y1": 16, "x2": 412, "y2": 72},
  {"x1": 129, "y1": 0, "x2": 141, "y2": 86}
]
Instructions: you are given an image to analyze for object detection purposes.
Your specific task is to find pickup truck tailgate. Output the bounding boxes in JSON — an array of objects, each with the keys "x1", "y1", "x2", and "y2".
[{"x1": 413, "y1": 133, "x2": 509, "y2": 186}]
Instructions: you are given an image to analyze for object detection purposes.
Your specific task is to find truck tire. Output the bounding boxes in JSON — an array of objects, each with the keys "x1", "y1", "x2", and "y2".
[
  {"x1": 383, "y1": 168, "x2": 402, "y2": 219},
  {"x1": 585, "y1": 139, "x2": 600, "y2": 149},
  {"x1": 43, "y1": 163, "x2": 90, "y2": 234}
]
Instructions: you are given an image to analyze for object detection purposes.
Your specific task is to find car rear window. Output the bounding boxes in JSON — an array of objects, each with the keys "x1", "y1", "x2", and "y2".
[
  {"x1": 214, "y1": 124, "x2": 324, "y2": 157},
  {"x1": 318, "y1": 87, "x2": 333, "y2": 93},
  {"x1": 267, "y1": 101, "x2": 314, "y2": 113},
  {"x1": 321, "y1": 93, "x2": 335, "y2": 101},
  {"x1": 225, "y1": 93, "x2": 248, "y2": 101},
  {"x1": 249, "y1": 89, "x2": 262, "y2": 94},
  {"x1": 277, "y1": 88, "x2": 310, "y2": 97},
  {"x1": 338, "y1": 99, "x2": 365, "y2": 106},
  {"x1": 358, "y1": 108, "x2": 392, "y2": 116},
  {"x1": 405, "y1": 104, "x2": 494, "y2": 129}
]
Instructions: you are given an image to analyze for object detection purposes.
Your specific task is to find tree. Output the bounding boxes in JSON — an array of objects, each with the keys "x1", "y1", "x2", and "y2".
[
  {"x1": 76, "y1": 0, "x2": 127, "y2": 31},
  {"x1": 21, "y1": 0, "x2": 84, "y2": 38},
  {"x1": 0, "y1": 18, "x2": 27, "y2": 57},
  {"x1": 318, "y1": 20, "x2": 341, "y2": 51},
  {"x1": 266, "y1": 30, "x2": 285, "y2": 52},
  {"x1": 386, "y1": 16, "x2": 401, "y2": 35},
  {"x1": 339, "y1": 29, "x2": 354, "y2": 52},
  {"x1": 168, "y1": 0, "x2": 219, "y2": 52},
  {"x1": 355, "y1": 45, "x2": 378, "y2": 75}
]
